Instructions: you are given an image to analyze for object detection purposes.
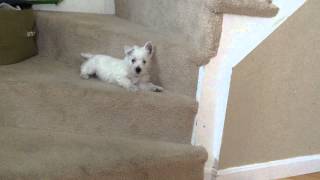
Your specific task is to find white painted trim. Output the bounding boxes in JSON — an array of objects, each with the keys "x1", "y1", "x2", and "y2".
[
  {"x1": 205, "y1": 167, "x2": 218, "y2": 180},
  {"x1": 217, "y1": 154, "x2": 320, "y2": 180}
]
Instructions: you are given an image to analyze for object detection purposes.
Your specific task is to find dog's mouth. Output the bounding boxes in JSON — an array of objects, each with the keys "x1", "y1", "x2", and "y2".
[
  {"x1": 131, "y1": 71, "x2": 141, "y2": 77},
  {"x1": 134, "y1": 73, "x2": 142, "y2": 77}
]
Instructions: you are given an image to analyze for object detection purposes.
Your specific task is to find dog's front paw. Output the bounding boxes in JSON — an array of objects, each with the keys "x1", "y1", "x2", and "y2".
[
  {"x1": 152, "y1": 86, "x2": 164, "y2": 93},
  {"x1": 80, "y1": 73, "x2": 90, "y2": 80}
]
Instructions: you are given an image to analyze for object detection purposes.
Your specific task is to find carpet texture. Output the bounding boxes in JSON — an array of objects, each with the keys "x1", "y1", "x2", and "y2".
[
  {"x1": 115, "y1": 0, "x2": 278, "y2": 64},
  {"x1": 0, "y1": 10, "x2": 205, "y2": 179},
  {"x1": 0, "y1": 57, "x2": 197, "y2": 143},
  {"x1": 0, "y1": 127, "x2": 207, "y2": 180},
  {"x1": 36, "y1": 11, "x2": 200, "y2": 97},
  {"x1": 115, "y1": 0, "x2": 223, "y2": 63},
  {"x1": 0, "y1": 1, "x2": 279, "y2": 179}
]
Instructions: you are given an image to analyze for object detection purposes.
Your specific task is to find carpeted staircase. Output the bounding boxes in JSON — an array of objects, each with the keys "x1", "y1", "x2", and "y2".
[{"x1": 0, "y1": 0, "x2": 278, "y2": 179}]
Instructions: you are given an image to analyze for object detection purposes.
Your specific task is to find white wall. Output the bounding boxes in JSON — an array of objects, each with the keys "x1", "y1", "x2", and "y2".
[
  {"x1": 193, "y1": 0, "x2": 305, "y2": 178},
  {"x1": 33, "y1": 0, "x2": 115, "y2": 14}
]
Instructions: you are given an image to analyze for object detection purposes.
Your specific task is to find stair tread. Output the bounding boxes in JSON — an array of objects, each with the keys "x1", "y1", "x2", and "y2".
[
  {"x1": 0, "y1": 56, "x2": 197, "y2": 143},
  {"x1": 0, "y1": 127, "x2": 207, "y2": 179},
  {"x1": 0, "y1": 56, "x2": 193, "y2": 101}
]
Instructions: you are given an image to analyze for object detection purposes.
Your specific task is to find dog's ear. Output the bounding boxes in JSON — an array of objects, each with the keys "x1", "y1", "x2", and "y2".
[
  {"x1": 124, "y1": 46, "x2": 134, "y2": 55},
  {"x1": 144, "y1": 41, "x2": 153, "y2": 55}
]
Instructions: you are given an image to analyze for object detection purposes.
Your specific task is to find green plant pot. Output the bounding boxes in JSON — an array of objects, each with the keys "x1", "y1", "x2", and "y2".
[
  {"x1": 25, "y1": 0, "x2": 62, "y2": 4},
  {"x1": 0, "y1": 9, "x2": 37, "y2": 65}
]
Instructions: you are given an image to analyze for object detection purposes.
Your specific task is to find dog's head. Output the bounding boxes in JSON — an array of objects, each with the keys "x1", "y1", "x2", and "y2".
[{"x1": 124, "y1": 41, "x2": 154, "y2": 76}]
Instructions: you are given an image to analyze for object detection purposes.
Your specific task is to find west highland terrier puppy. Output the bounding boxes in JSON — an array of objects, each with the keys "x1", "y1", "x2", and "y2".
[{"x1": 80, "y1": 42, "x2": 163, "y2": 92}]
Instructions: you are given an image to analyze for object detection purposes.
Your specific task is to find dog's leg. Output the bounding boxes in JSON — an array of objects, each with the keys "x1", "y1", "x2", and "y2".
[
  {"x1": 139, "y1": 82, "x2": 163, "y2": 92},
  {"x1": 117, "y1": 78, "x2": 138, "y2": 92},
  {"x1": 80, "y1": 60, "x2": 95, "y2": 79}
]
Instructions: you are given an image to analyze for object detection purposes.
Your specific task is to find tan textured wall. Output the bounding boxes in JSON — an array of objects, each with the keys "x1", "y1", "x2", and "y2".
[{"x1": 219, "y1": 0, "x2": 320, "y2": 169}]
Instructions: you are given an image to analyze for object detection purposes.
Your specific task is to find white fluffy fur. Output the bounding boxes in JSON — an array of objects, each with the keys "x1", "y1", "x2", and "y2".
[{"x1": 80, "y1": 42, "x2": 163, "y2": 92}]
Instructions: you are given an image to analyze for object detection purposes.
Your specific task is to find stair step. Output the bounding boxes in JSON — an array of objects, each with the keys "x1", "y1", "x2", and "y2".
[
  {"x1": 36, "y1": 11, "x2": 200, "y2": 97},
  {"x1": 0, "y1": 127, "x2": 207, "y2": 180},
  {"x1": 0, "y1": 57, "x2": 197, "y2": 143},
  {"x1": 0, "y1": 8, "x2": 207, "y2": 180}
]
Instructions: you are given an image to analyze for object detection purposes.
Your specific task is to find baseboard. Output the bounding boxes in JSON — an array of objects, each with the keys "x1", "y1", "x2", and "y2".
[{"x1": 217, "y1": 154, "x2": 320, "y2": 180}]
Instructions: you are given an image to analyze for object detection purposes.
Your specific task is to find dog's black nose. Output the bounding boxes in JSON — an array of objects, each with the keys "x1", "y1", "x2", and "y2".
[{"x1": 135, "y1": 67, "x2": 141, "y2": 74}]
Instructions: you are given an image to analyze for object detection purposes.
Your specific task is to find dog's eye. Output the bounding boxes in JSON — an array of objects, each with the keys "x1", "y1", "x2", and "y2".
[
  {"x1": 131, "y1": 59, "x2": 136, "y2": 63},
  {"x1": 143, "y1": 60, "x2": 146, "y2": 64}
]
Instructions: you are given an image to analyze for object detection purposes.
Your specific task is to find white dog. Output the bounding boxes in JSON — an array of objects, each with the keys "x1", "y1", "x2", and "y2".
[{"x1": 80, "y1": 42, "x2": 163, "y2": 92}]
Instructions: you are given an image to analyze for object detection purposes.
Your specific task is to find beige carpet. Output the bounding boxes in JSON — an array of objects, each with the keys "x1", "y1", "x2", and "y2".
[{"x1": 0, "y1": 1, "x2": 278, "y2": 179}]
